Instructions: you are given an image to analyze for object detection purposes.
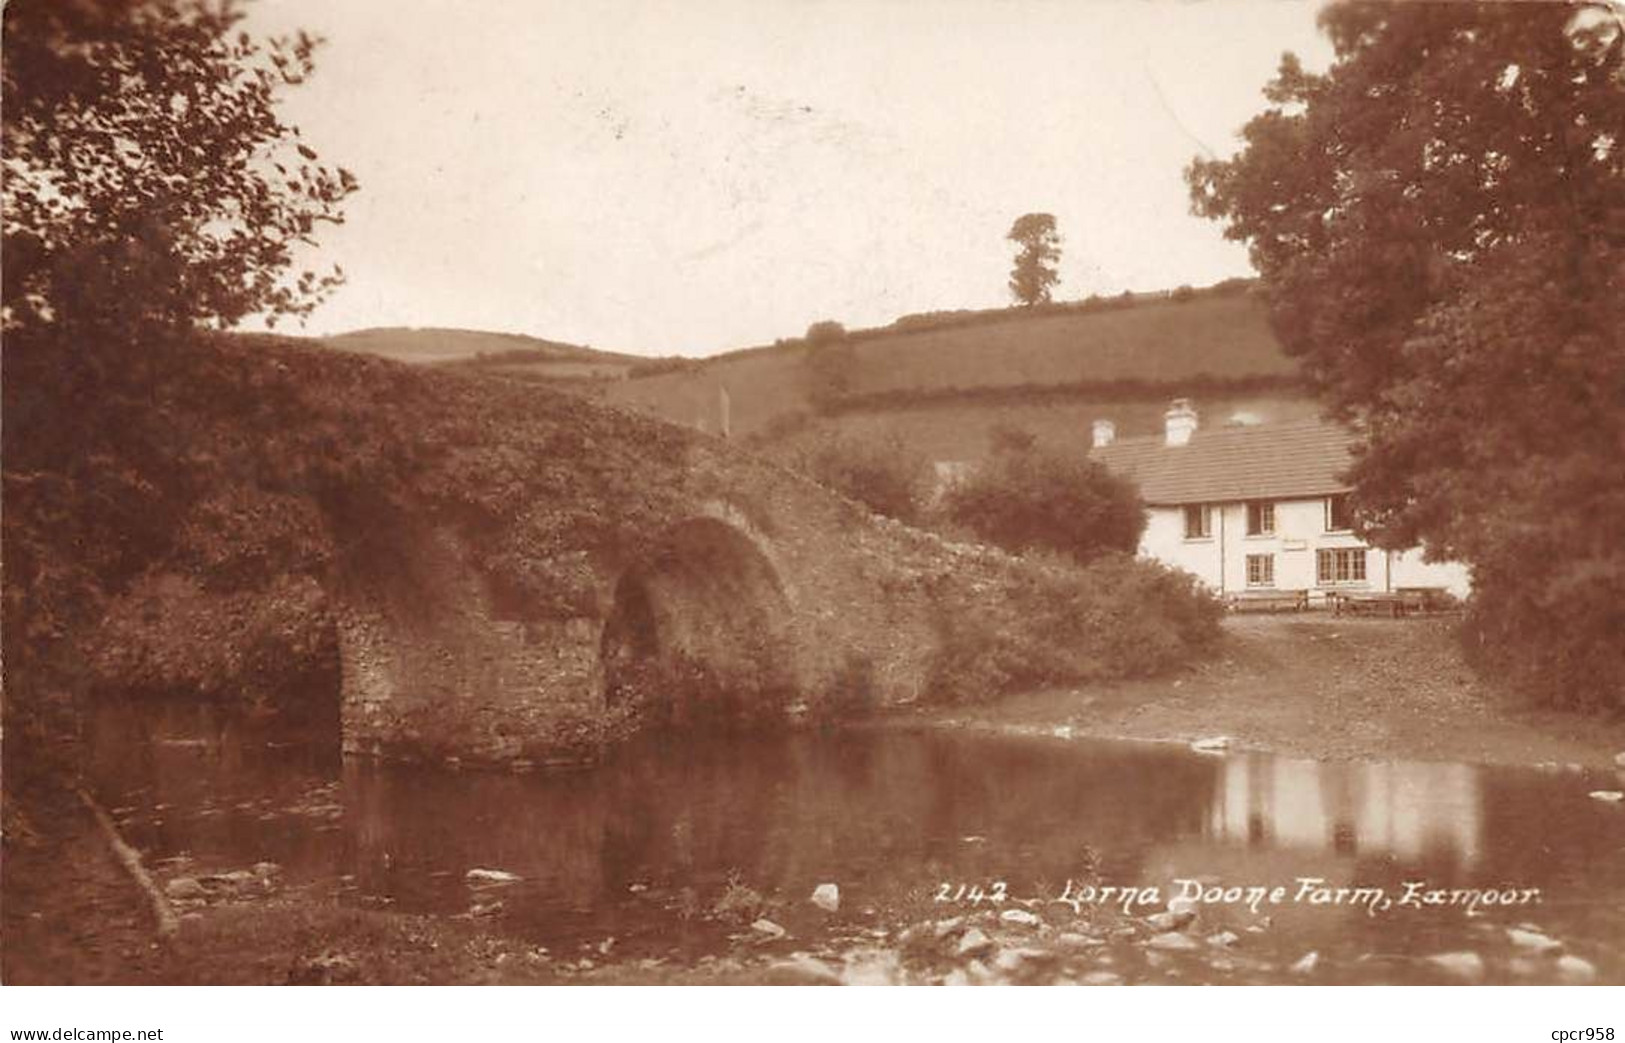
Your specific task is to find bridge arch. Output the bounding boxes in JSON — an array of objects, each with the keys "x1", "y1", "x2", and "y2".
[{"x1": 600, "y1": 516, "x2": 798, "y2": 725}]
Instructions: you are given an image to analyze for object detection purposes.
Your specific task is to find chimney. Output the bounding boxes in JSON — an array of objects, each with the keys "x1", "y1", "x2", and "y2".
[
  {"x1": 1091, "y1": 419, "x2": 1116, "y2": 448},
  {"x1": 1164, "y1": 398, "x2": 1198, "y2": 446}
]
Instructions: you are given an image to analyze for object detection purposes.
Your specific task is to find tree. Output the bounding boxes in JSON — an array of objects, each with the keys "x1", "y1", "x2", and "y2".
[
  {"x1": 2, "y1": 0, "x2": 358, "y2": 735},
  {"x1": 801, "y1": 319, "x2": 854, "y2": 411},
  {"x1": 2, "y1": 0, "x2": 357, "y2": 344},
  {"x1": 940, "y1": 441, "x2": 1144, "y2": 565},
  {"x1": 1006, "y1": 212, "x2": 1061, "y2": 306},
  {"x1": 1187, "y1": 1, "x2": 1625, "y2": 708}
]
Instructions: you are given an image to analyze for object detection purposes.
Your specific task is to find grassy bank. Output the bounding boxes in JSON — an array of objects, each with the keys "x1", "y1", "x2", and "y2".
[{"x1": 923, "y1": 614, "x2": 1625, "y2": 769}]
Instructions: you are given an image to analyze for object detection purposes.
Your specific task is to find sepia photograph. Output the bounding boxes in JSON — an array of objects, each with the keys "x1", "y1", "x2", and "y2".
[{"x1": 2, "y1": 0, "x2": 1623, "y2": 1027}]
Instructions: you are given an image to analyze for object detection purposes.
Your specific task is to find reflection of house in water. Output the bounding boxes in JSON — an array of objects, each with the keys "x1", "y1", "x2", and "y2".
[
  {"x1": 1208, "y1": 755, "x2": 1482, "y2": 867},
  {"x1": 1142, "y1": 754, "x2": 1484, "y2": 899}
]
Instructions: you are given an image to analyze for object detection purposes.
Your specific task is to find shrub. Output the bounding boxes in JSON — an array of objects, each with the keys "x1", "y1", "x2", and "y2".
[
  {"x1": 937, "y1": 444, "x2": 1145, "y2": 564},
  {"x1": 925, "y1": 553, "x2": 1223, "y2": 703},
  {"x1": 787, "y1": 431, "x2": 930, "y2": 524}
]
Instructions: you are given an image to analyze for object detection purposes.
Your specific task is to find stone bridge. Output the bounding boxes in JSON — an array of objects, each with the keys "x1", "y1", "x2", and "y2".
[{"x1": 333, "y1": 431, "x2": 1054, "y2": 768}]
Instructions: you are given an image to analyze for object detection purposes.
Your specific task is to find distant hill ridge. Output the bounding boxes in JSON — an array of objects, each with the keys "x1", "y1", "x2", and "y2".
[{"x1": 321, "y1": 326, "x2": 648, "y2": 364}]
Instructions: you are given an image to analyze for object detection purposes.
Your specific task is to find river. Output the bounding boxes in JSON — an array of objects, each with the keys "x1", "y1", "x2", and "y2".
[{"x1": 85, "y1": 699, "x2": 1625, "y2": 984}]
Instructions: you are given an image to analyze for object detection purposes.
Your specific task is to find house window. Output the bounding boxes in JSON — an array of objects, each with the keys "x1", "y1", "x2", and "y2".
[
  {"x1": 1317, "y1": 548, "x2": 1367, "y2": 585},
  {"x1": 1325, "y1": 494, "x2": 1354, "y2": 532},
  {"x1": 1246, "y1": 501, "x2": 1276, "y2": 536},
  {"x1": 1183, "y1": 504, "x2": 1211, "y2": 539},
  {"x1": 1246, "y1": 554, "x2": 1275, "y2": 587}
]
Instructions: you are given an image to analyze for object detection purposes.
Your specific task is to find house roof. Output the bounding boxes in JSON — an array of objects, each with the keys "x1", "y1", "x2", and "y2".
[{"x1": 1090, "y1": 417, "x2": 1357, "y2": 506}]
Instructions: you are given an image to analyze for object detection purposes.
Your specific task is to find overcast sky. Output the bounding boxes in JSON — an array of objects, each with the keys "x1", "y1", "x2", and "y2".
[{"x1": 245, "y1": 0, "x2": 1333, "y2": 356}]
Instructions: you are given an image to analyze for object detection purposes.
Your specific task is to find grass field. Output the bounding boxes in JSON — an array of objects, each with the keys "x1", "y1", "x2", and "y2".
[
  {"x1": 601, "y1": 287, "x2": 1299, "y2": 440},
  {"x1": 762, "y1": 392, "x2": 1324, "y2": 463}
]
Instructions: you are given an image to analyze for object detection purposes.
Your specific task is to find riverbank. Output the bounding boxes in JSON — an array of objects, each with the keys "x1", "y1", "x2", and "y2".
[{"x1": 916, "y1": 614, "x2": 1625, "y2": 769}]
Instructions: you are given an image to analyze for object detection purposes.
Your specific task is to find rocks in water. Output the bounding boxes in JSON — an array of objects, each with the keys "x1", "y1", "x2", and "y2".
[
  {"x1": 1555, "y1": 955, "x2": 1597, "y2": 984},
  {"x1": 1055, "y1": 932, "x2": 1104, "y2": 951},
  {"x1": 1508, "y1": 956, "x2": 1543, "y2": 980},
  {"x1": 1506, "y1": 927, "x2": 1562, "y2": 953},
  {"x1": 1425, "y1": 951, "x2": 1485, "y2": 983},
  {"x1": 1206, "y1": 931, "x2": 1240, "y2": 948},
  {"x1": 841, "y1": 948, "x2": 904, "y2": 986},
  {"x1": 933, "y1": 917, "x2": 966, "y2": 940},
  {"x1": 956, "y1": 927, "x2": 994, "y2": 958},
  {"x1": 810, "y1": 883, "x2": 840, "y2": 913},
  {"x1": 763, "y1": 954, "x2": 842, "y2": 986},
  {"x1": 1289, "y1": 951, "x2": 1320, "y2": 976},
  {"x1": 1146, "y1": 909, "x2": 1195, "y2": 933},
  {"x1": 1190, "y1": 736, "x2": 1231, "y2": 755},
  {"x1": 1146, "y1": 931, "x2": 1200, "y2": 952},
  {"x1": 991, "y1": 947, "x2": 1048, "y2": 977},
  {"x1": 1615, "y1": 751, "x2": 1625, "y2": 769},
  {"x1": 1586, "y1": 790, "x2": 1624, "y2": 803},
  {"x1": 1079, "y1": 970, "x2": 1123, "y2": 986},
  {"x1": 998, "y1": 908, "x2": 1042, "y2": 928},
  {"x1": 288, "y1": 951, "x2": 359, "y2": 985},
  {"x1": 466, "y1": 868, "x2": 522, "y2": 884},
  {"x1": 165, "y1": 877, "x2": 206, "y2": 900},
  {"x1": 751, "y1": 918, "x2": 787, "y2": 940},
  {"x1": 252, "y1": 861, "x2": 281, "y2": 879}
]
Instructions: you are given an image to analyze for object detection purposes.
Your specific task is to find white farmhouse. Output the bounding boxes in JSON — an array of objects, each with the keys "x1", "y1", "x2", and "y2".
[{"x1": 1090, "y1": 400, "x2": 1469, "y2": 605}]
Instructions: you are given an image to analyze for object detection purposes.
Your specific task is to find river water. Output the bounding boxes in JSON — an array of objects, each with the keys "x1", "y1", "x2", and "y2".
[{"x1": 86, "y1": 701, "x2": 1625, "y2": 984}]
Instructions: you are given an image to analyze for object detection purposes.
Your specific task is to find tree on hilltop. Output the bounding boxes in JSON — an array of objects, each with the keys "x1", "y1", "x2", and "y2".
[
  {"x1": 1187, "y1": 1, "x2": 1625, "y2": 709},
  {"x1": 1006, "y1": 212, "x2": 1062, "y2": 307}
]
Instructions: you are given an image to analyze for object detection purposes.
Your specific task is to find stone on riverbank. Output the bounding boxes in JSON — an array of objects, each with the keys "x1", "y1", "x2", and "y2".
[
  {"x1": 956, "y1": 927, "x2": 994, "y2": 958},
  {"x1": 466, "y1": 868, "x2": 522, "y2": 884},
  {"x1": 1289, "y1": 951, "x2": 1319, "y2": 976},
  {"x1": 1506, "y1": 928, "x2": 1561, "y2": 953},
  {"x1": 165, "y1": 877, "x2": 206, "y2": 900},
  {"x1": 763, "y1": 954, "x2": 841, "y2": 985},
  {"x1": 810, "y1": 883, "x2": 840, "y2": 913},
  {"x1": 1424, "y1": 951, "x2": 1484, "y2": 983},
  {"x1": 1147, "y1": 931, "x2": 1200, "y2": 952},
  {"x1": 1555, "y1": 955, "x2": 1597, "y2": 984},
  {"x1": 751, "y1": 918, "x2": 787, "y2": 940},
  {"x1": 1147, "y1": 909, "x2": 1195, "y2": 932},
  {"x1": 998, "y1": 908, "x2": 1042, "y2": 928}
]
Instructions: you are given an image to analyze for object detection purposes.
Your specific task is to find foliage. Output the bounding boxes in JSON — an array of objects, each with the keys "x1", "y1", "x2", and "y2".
[
  {"x1": 805, "y1": 319, "x2": 847, "y2": 344},
  {"x1": 1187, "y1": 1, "x2": 1625, "y2": 708},
  {"x1": 926, "y1": 553, "x2": 1222, "y2": 703},
  {"x1": 938, "y1": 443, "x2": 1145, "y2": 565},
  {"x1": 2, "y1": 0, "x2": 357, "y2": 340},
  {"x1": 1006, "y1": 212, "x2": 1062, "y2": 306},
  {"x1": 782, "y1": 431, "x2": 930, "y2": 524},
  {"x1": 801, "y1": 331, "x2": 856, "y2": 413},
  {"x1": 2, "y1": 0, "x2": 357, "y2": 739}
]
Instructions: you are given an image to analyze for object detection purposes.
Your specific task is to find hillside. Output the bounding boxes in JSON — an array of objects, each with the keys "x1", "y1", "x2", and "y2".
[
  {"x1": 320, "y1": 326, "x2": 667, "y2": 383},
  {"x1": 599, "y1": 282, "x2": 1314, "y2": 458}
]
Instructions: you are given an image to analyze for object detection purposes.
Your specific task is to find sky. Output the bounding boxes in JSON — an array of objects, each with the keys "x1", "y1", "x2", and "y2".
[{"x1": 245, "y1": 0, "x2": 1334, "y2": 356}]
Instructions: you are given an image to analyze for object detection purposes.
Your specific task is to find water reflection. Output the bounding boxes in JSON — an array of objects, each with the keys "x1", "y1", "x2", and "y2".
[
  {"x1": 1206, "y1": 755, "x2": 1482, "y2": 866},
  {"x1": 86, "y1": 704, "x2": 1625, "y2": 970}
]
